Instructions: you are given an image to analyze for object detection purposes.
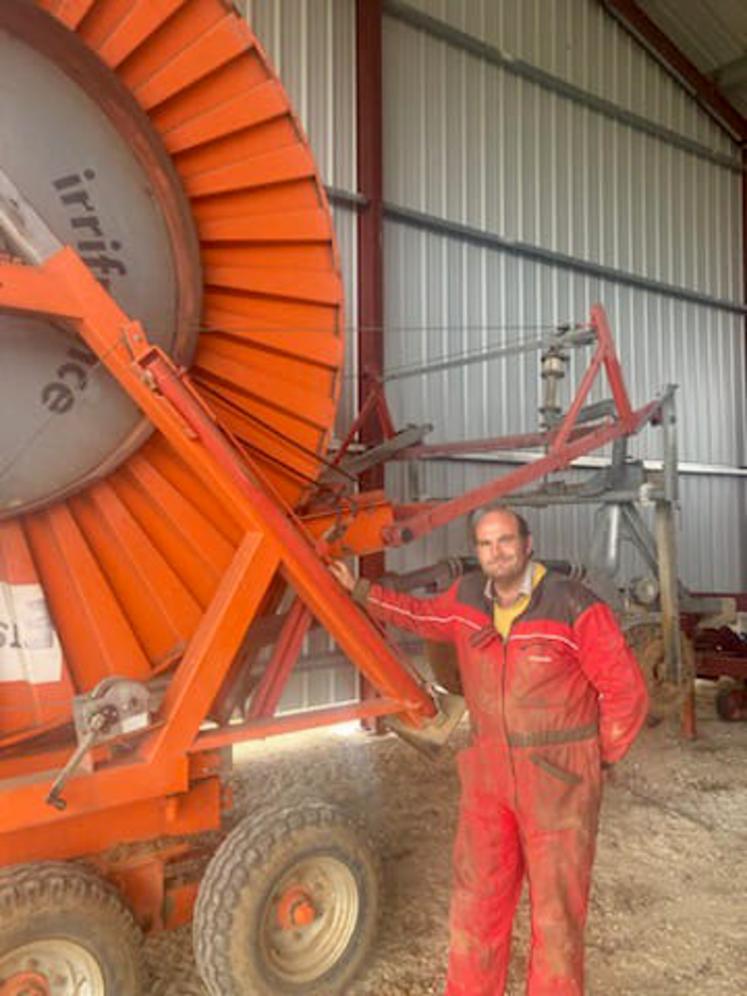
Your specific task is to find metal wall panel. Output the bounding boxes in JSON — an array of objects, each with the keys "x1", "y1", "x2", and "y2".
[
  {"x1": 332, "y1": 204, "x2": 359, "y2": 433},
  {"x1": 383, "y1": 8, "x2": 743, "y2": 301},
  {"x1": 245, "y1": 0, "x2": 356, "y2": 190},
  {"x1": 236, "y1": 0, "x2": 746, "y2": 601},
  {"x1": 395, "y1": 0, "x2": 737, "y2": 155},
  {"x1": 635, "y1": 0, "x2": 747, "y2": 118},
  {"x1": 384, "y1": 222, "x2": 746, "y2": 465}
]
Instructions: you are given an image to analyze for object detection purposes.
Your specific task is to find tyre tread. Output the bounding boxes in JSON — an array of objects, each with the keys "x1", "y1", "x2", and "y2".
[
  {"x1": 0, "y1": 861, "x2": 145, "y2": 993},
  {"x1": 194, "y1": 803, "x2": 380, "y2": 996}
]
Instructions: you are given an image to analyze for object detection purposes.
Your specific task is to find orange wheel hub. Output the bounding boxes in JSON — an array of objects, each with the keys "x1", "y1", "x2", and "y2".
[
  {"x1": 276, "y1": 886, "x2": 318, "y2": 930},
  {"x1": 0, "y1": 972, "x2": 50, "y2": 996}
]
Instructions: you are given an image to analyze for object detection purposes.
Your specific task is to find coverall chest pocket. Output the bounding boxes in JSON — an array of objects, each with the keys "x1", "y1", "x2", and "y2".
[{"x1": 510, "y1": 639, "x2": 575, "y2": 707}]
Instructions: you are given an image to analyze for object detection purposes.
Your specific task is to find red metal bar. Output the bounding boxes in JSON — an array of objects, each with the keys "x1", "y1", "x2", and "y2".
[
  {"x1": 191, "y1": 698, "x2": 404, "y2": 750},
  {"x1": 383, "y1": 397, "x2": 662, "y2": 544},
  {"x1": 356, "y1": 0, "x2": 386, "y2": 467},
  {"x1": 591, "y1": 303, "x2": 635, "y2": 423},
  {"x1": 398, "y1": 424, "x2": 600, "y2": 459},
  {"x1": 357, "y1": 0, "x2": 386, "y2": 720},
  {"x1": 374, "y1": 382, "x2": 396, "y2": 438},
  {"x1": 332, "y1": 380, "x2": 395, "y2": 467},
  {"x1": 549, "y1": 306, "x2": 634, "y2": 454},
  {"x1": 247, "y1": 599, "x2": 312, "y2": 719},
  {"x1": 601, "y1": 0, "x2": 747, "y2": 142},
  {"x1": 549, "y1": 343, "x2": 605, "y2": 453}
]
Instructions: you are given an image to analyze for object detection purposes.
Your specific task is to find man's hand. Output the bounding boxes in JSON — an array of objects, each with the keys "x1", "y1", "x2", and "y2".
[{"x1": 328, "y1": 559, "x2": 356, "y2": 592}]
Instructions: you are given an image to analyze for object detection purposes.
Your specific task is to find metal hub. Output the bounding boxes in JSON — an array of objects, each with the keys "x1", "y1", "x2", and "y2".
[
  {"x1": 0, "y1": 3, "x2": 201, "y2": 517},
  {"x1": 262, "y1": 855, "x2": 360, "y2": 985},
  {"x1": 0, "y1": 941, "x2": 103, "y2": 995}
]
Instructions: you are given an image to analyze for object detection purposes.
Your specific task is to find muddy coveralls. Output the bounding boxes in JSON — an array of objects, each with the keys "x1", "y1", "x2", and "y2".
[{"x1": 355, "y1": 565, "x2": 648, "y2": 996}]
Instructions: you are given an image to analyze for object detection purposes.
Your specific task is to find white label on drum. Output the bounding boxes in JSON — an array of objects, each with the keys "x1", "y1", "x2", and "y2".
[{"x1": 0, "y1": 583, "x2": 63, "y2": 684}]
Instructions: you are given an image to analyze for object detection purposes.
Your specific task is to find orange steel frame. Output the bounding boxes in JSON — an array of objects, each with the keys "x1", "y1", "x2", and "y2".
[
  {"x1": 0, "y1": 248, "x2": 436, "y2": 910},
  {"x1": 0, "y1": 247, "x2": 668, "y2": 936}
]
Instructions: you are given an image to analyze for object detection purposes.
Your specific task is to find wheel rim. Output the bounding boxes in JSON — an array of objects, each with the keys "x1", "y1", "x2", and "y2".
[
  {"x1": 0, "y1": 940, "x2": 105, "y2": 995},
  {"x1": 261, "y1": 855, "x2": 360, "y2": 985}
]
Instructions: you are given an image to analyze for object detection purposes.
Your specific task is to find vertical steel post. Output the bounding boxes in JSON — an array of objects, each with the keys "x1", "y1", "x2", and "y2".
[
  {"x1": 654, "y1": 391, "x2": 683, "y2": 691},
  {"x1": 742, "y1": 147, "x2": 747, "y2": 589},
  {"x1": 356, "y1": 0, "x2": 385, "y2": 536},
  {"x1": 654, "y1": 501, "x2": 682, "y2": 686},
  {"x1": 660, "y1": 391, "x2": 679, "y2": 506},
  {"x1": 356, "y1": 0, "x2": 386, "y2": 719}
]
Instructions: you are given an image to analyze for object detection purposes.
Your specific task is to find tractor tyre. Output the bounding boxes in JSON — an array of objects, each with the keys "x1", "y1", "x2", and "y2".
[
  {"x1": 0, "y1": 861, "x2": 145, "y2": 995},
  {"x1": 194, "y1": 802, "x2": 380, "y2": 996}
]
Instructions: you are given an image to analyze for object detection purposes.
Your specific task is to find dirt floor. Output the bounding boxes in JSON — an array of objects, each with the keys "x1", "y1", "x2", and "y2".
[{"x1": 145, "y1": 683, "x2": 747, "y2": 995}]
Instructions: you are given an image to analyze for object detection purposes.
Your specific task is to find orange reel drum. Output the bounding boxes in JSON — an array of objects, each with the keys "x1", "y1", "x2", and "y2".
[{"x1": 0, "y1": 0, "x2": 344, "y2": 743}]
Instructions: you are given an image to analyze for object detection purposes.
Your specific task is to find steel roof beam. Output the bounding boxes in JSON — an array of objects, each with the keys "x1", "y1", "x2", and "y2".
[
  {"x1": 385, "y1": 0, "x2": 743, "y2": 171},
  {"x1": 711, "y1": 52, "x2": 747, "y2": 93},
  {"x1": 600, "y1": 0, "x2": 747, "y2": 142}
]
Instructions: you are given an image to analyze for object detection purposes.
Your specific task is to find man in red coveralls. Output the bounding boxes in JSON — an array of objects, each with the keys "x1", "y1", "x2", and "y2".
[{"x1": 330, "y1": 505, "x2": 648, "y2": 996}]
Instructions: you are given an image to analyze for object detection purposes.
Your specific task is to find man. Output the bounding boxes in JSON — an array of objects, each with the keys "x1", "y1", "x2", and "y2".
[{"x1": 330, "y1": 504, "x2": 648, "y2": 996}]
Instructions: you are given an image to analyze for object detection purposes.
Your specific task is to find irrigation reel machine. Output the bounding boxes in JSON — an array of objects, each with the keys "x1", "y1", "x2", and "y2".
[{"x1": 0, "y1": 2, "x2": 739, "y2": 994}]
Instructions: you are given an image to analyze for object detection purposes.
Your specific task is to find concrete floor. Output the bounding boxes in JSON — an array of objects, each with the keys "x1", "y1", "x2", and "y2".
[{"x1": 145, "y1": 683, "x2": 747, "y2": 995}]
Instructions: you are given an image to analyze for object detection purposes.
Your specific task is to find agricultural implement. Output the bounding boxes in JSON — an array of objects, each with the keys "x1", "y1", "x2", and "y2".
[{"x1": 0, "y1": 2, "x2": 741, "y2": 994}]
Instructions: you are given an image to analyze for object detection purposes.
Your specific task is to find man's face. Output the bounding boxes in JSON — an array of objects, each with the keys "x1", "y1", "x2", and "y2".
[{"x1": 474, "y1": 511, "x2": 532, "y2": 585}]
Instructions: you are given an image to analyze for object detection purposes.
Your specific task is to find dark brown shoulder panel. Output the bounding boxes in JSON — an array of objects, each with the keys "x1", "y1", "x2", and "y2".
[
  {"x1": 455, "y1": 569, "x2": 490, "y2": 614},
  {"x1": 522, "y1": 570, "x2": 601, "y2": 626}
]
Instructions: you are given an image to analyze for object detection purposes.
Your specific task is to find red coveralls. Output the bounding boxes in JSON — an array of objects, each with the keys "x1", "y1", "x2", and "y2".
[{"x1": 358, "y1": 566, "x2": 648, "y2": 995}]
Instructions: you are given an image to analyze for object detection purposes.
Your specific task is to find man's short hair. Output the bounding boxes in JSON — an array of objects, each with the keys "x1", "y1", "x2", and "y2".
[{"x1": 469, "y1": 504, "x2": 531, "y2": 542}]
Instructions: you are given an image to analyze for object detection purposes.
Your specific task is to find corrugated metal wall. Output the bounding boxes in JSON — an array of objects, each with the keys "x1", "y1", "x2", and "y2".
[
  {"x1": 240, "y1": 0, "x2": 746, "y2": 715},
  {"x1": 381, "y1": 0, "x2": 747, "y2": 591}
]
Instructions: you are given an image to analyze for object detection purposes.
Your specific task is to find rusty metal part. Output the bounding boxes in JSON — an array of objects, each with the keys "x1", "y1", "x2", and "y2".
[{"x1": 385, "y1": 690, "x2": 466, "y2": 758}]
